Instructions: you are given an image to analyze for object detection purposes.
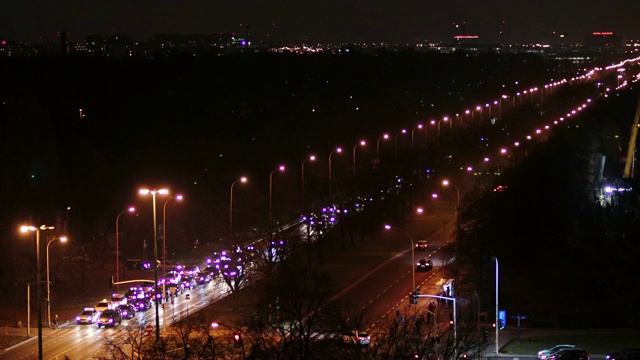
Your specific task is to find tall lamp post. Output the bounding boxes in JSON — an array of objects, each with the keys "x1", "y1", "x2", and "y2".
[
  {"x1": 115, "y1": 206, "x2": 135, "y2": 293},
  {"x1": 301, "y1": 155, "x2": 316, "y2": 207},
  {"x1": 20, "y1": 224, "x2": 55, "y2": 360},
  {"x1": 230, "y1": 177, "x2": 247, "y2": 236},
  {"x1": 437, "y1": 117, "x2": 449, "y2": 138},
  {"x1": 139, "y1": 188, "x2": 169, "y2": 341},
  {"x1": 411, "y1": 124, "x2": 423, "y2": 149},
  {"x1": 163, "y1": 194, "x2": 183, "y2": 278},
  {"x1": 442, "y1": 179, "x2": 460, "y2": 220},
  {"x1": 162, "y1": 193, "x2": 182, "y2": 332},
  {"x1": 46, "y1": 236, "x2": 67, "y2": 329},
  {"x1": 416, "y1": 207, "x2": 444, "y2": 245},
  {"x1": 427, "y1": 120, "x2": 436, "y2": 143},
  {"x1": 269, "y1": 165, "x2": 286, "y2": 223},
  {"x1": 352, "y1": 140, "x2": 366, "y2": 186},
  {"x1": 383, "y1": 224, "x2": 415, "y2": 291},
  {"x1": 376, "y1": 134, "x2": 389, "y2": 163},
  {"x1": 328, "y1": 147, "x2": 342, "y2": 198}
]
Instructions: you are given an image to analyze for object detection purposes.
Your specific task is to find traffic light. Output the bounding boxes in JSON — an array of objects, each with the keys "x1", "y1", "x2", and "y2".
[
  {"x1": 483, "y1": 330, "x2": 489, "y2": 343},
  {"x1": 499, "y1": 318, "x2": 505, "y2": 330},
  {"x1": 233, "y1": 333, "x2": 242, "y2": 348}
]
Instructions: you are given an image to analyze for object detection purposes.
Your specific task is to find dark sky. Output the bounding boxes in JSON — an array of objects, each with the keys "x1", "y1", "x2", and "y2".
[{"x1": 1, "y1": 0, "x2": 639, "y2": 45}]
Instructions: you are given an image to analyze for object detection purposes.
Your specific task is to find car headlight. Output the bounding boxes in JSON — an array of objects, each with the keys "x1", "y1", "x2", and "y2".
[{"x1": 108, "y1": 319, "x2": 113, "y2": 323}]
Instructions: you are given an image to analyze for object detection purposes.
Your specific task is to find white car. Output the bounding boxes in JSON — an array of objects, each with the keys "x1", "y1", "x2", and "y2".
[
  {"x1": 539, "y1": 345, "x2": 576, "y2": 360},
  {"x1": 95, "y1": 299, "x2": 115, "y2": 312}
]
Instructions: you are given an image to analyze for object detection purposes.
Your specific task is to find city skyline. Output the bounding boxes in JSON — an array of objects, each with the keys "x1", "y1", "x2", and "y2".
[{"x1": 2, "y1": 0, "x2": 639, "y2": 45}]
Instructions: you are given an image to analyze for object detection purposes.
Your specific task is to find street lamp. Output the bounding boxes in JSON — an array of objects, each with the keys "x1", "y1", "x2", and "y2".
[
  {"x1": 46, "y1": 235, "x2": 67, "y2": 329},
  {"x1": 328, "y1": 147, "x2": 343, "y2": 198},
  {"x1": 115, "y1": 206, "x2": 135, "y2": 293},
  {"x1": 437, "y1": 117, "x2": 449, "y2": 137},
  {"x1": 301, "y1": 155, "x2": 316, "y2": 207},
  {"x1": 376, "y1": 134, "x2": 389, "y2": 162},
  {"x1": 139, "y1": 188, "x2": 169, "y2": 341},
  {"x1": 441, "y1": 179, "x2": 460, "y2": 207},
  {"x1": 163, "y1": 195, "x2": 183, "y2": 276},
  {"x1": 426, "y1": 120, "x2": 436, "y2": 142},
  {"x1": 383, "y1": 224, "x2": 415, "y2": 291},
  {"x1": 162, "y1": 193, "x2": 182, "y2": 332},
  {"x1": 352, "y1": 140, "x2": 366, "y2": 185},
  {"x1": 269, "y1": 165, "x2": 286, "y2": 223},
  {"x1": 20, "y1": 224, "x2": 55, "y2": 360},
  {"x1": 443, "y1": 116, "x2": 451, "y2": 130},
  {"x1": 442, "y1": 179, "x2": 460, "y2": 221},
  {"x1": 416, "y1": 207, "x2": 444, "y2": 245},
  {"x1": 395, "y1": 129, "x2": 407, "y2": 158},
  {"x1": 411, "y1": 124, "x2": 423, "y2": 149},
  {"x1": 230, "y1": 177, "x2": 248, "y2": 236}
]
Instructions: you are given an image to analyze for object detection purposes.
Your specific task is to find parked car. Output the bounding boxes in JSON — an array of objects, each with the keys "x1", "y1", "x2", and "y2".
[
  {"x1": 539, "y1": 345, "x2": 576, "y2": 360},
  {"x1": 416, "y1": 258, "x2": 433, "y2": 271}
]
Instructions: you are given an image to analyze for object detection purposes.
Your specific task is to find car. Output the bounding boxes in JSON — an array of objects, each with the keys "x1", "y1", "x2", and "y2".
[
  {"x1": 111, "y1": 293, "x2": 127, "y2": 305},
  {"x1": 132, "y1": 297, "x2": 152, "y2": 312},
  {"x1": 416, "y1": 258, "x2": 433, "y2": 271},
  {"x1": 118, "y1": 304, "x2": 136, "y2": 319},
  {"x1": 355, "y1": 332, "x2": 371, "y2": 346},
  {"x1": 181, "y1": 276, "x2": 197, "y2": 290},
  {"x1": 196, "y1": 272, "x2": 212, "y2": 284},
  {"x1": 607, "y1": 349, "x2": 640, "y2": 360},
  {"x1": 415, "y1": 240, "x2": 428, "y2": 250},
  {"x1": 95, "y1": 299, "x2": 114, "y2": 312},
  {"x1": 549, "y1": 349, "x2": 589, "y2": 360},
  {"x1": 539, "y1": 345, "x2": 576, "y2": 360},
  {"x1": 75, "y1": 307, "x2": 100, "y2": 324},
  {"x1": 97, "y1": 309, "x2": 122, "y2": 328}
]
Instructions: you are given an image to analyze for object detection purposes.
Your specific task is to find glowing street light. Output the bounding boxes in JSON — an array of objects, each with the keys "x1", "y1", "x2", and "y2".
[
  {"x1": 115, "y1": 206, "x2": 135, "y2": 293},
  {"x1": 416, "y1": 207, "x2": 444, "y2": 245},
  {"x1": 328, "y1": 147, "x2": 343, "y2": 198},
  {"x1": 384, "y1": 224, "x2": 415, "y2": 291},
  {"x1": 46, "y1": 236, "x2": 67, "y2": 329},
  {"x1": 301, "y1": 155, "x2": 316, "y2": 207},
  {"x1": 437, "y1": 117, "x2": 449, "y2": 137},
  {"x1": 269, "y1": 165, "x2": 286, "y2": 222},
  {"x1": 352, "y1": 140, "x2": 366, "y2": 185},
  {"x1": 230, "y1": 177, "x2": 247, "y2": 236},
  {"x1": 442, "y1": 179, "x2": 460, "y2": 220},
  {"x1": 411, "y1": 124, "x2": 423, "y2": 148},
  {"x1": 20, "y1": 224, "x2": 55, "y2": 360},
  {"x1": 139, "y1": 188, "x2": 169, "y2": 340},
  {"x1": 376, "y1": 133, "x2": 390, "y2": 161}
]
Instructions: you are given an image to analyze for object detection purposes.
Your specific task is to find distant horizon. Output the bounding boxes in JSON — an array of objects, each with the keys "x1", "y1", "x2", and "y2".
[
  {"x1": 1, "y1": 29, "x2": 631, "y2": 47},
  {"x1": 2, "y1": 1, "x2": 638, "y2": 46}
]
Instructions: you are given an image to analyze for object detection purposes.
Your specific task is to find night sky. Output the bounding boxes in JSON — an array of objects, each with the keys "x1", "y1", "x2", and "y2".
[{"x1": 2, "y1": 0, "x2": 639, "y2": 45}]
